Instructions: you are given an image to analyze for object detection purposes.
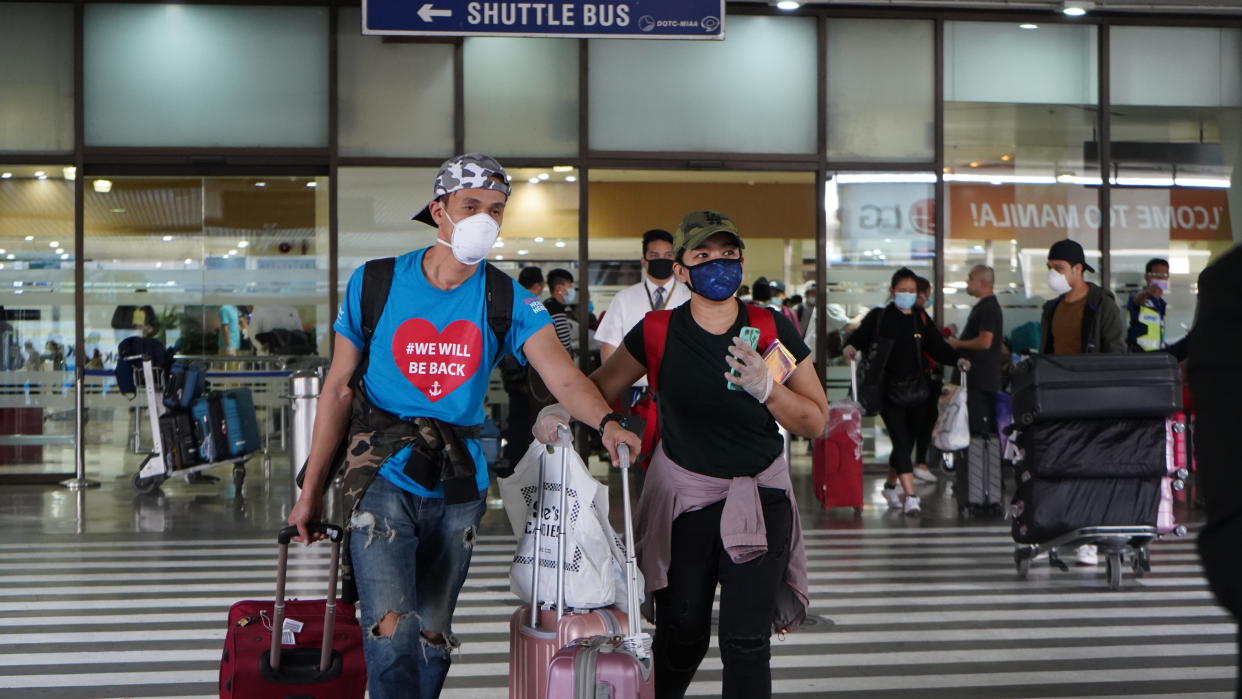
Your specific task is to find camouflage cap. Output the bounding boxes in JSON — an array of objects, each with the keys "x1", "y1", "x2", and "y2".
[
  {"x1": 412, "y1": 153, "x2": 511, "y2": 226},
  {"x1": 673, "y1": 210, "x2": 745, "y2": 260}
]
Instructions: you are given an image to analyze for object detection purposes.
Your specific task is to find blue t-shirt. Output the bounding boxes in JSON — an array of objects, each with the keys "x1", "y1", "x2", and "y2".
[
  {"x1": 333, "y1": 248, "x2": 551, "y2": 498},
  {"x1": 218, "y1": 305, "x2": 241, "y2": 351}
]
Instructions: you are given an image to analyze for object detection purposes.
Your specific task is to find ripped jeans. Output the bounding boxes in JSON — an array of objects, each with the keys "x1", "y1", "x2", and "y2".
[{"x1": 349, "y1": 475, "x2": 486, "y2": 699}]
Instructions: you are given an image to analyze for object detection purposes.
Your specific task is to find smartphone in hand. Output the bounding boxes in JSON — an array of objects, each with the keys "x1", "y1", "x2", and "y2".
[{"x1": 727, "y1": 326, "x2": 761, "y2": 391}]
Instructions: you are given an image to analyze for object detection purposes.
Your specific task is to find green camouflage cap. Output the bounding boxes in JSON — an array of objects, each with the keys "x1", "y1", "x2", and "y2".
[
  {"x1": 413, "y1": 153, "x2": 511, "y2": 226},
  {"x1": 673, "y1": 210, "x2": 745, "y2": 259}
]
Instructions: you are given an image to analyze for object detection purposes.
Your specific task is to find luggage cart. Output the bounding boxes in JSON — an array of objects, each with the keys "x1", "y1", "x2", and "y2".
[
  {"x1": 1013, "y1": 525, "x2": 1158, "y2": 591},
  {"x1": 128, "y1": 356, "x2": 256, "y2": 494}
]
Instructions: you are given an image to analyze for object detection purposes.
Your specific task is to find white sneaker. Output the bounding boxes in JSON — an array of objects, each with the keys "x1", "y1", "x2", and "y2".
[
  {"x1": 903, "y1": 495, "x2": 922, "y2": 516},
  {"x1": 882, "y1": 484, "x2": 902, "y2": 509},
  {"x1": 1075, "y1": 544, "x2": 1098, "y2": 567},
  {"x1": 913, "y1": 466, "x2": 938, "y2": 484}
]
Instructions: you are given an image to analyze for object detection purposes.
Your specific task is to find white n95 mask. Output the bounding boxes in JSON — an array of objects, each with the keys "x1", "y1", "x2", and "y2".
[
  {"x1": 437, "y1": 210, "x2": 500, "y2": 266},
  {"x1": 1047, "y1": 269, "x2": 1072, "y2": 296}
]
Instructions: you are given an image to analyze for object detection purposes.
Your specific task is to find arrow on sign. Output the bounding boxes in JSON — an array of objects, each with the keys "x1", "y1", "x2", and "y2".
[{"x1": 417, "y1": 3, "x2": 452, "y2": 22}]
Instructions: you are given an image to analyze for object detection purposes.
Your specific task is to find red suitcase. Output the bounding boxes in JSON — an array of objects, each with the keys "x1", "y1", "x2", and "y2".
[
  {"x1": 813, "y1": 365, "x2": 864, "y2": 513},
  {"x1": 509, "y1": 429, "x2": 639, "y2": 699},
  {"x1": 545, "y1": 442, "x2": 654, "y2": 699},
  {"x1": 220, "y1": 523, "x2": 366, "y2": 699}
]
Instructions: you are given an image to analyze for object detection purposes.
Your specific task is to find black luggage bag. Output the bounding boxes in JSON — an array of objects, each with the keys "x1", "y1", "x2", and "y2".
[
  {"x1": 159, "y1": 411, "x2": 200, "y2": 471},
  {"x1": 1011, "y1": 354, "x2": 1180, "y2": 426},
  {"x1": 1011, "y1": 474, "x2": 1161, "y2": 543},
  {"x1": 1016, "y1": 417, "x2": 1167, "y2": 480}
]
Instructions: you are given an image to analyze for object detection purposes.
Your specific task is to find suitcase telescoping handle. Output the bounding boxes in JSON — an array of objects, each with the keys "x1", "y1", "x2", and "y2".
[
  {"x1": 272, "y1": 522, "x2": 343, "y2": 674},
  {"x1": 616, "y1": 443, "x2": 651, "y2": 659},
  {"x1": 849, "y1": 358, "x2": 858, "y2": 402}
]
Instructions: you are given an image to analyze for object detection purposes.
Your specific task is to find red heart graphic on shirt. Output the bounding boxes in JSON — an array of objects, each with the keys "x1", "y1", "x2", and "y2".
[{"x1": 390, "y1": 319, "x2": 483, "y2": 402}]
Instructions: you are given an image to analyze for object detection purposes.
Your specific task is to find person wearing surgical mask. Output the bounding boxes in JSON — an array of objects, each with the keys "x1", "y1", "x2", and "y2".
[
  {"x1": 288, "y1": 153, "x2": 640, "y2": 698},
  {"x1": 545, "y1": 268, "x2": 578, "y2": 355},
  {"x1": 1126, "y1": 257, "x2": 1170, "y2": 352},
  {"x1": 541, "y1": 211, "x2": 825, "y2": 699},
  {"x1": 844, "y1": 268, "x2": 967, "y2": 516}
]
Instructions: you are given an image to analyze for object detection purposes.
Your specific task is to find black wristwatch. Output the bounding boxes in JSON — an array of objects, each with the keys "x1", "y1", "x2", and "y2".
[{"x1": 598, "y1": 412, "x2": 628, "y2": 433}]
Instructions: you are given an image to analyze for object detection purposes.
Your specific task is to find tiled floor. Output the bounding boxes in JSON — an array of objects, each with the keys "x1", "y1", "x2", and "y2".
[{"x1": 0, "y1": 442, "x2": 1236, "y2": 697}]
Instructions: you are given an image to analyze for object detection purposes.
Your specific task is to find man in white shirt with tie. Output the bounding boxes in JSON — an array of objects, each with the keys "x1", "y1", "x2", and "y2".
[{"x1": 594, "y1": 229, "x2": 691, "y2": 468}]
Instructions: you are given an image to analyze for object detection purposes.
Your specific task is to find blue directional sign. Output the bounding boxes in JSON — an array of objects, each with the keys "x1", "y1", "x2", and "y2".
[{"x1": 363, "y1": 1, "x2": 726, "y2": 40}]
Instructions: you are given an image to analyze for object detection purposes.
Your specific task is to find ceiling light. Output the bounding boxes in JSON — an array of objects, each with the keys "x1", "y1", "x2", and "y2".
[
  {"x1": 538, "y1": 173, "x2": 550, "y2": 181},
  {"x1": 565, "y1": 176, "x2": 577, "y2": 183},
  {"x1": 93, "y1": 179, "x2": 112, "y2": 193},
  {"x1": 1000, "y1": 154, "x2": 1014, "y2": 161},
  {"x1": 254, "y1": 182, "x2": 267, "y2": 188},
  {"x1": 552, "y1": 166, "x2": 574, "y2": 173},
  {"x1": 229, "y1": 249, "x2": 240, "y2": 256},
  {"x1": 517, "y1": 249, "x2": 530, "y2": 256},
  {"x1": 35, "y1": 172, "x2": 47, "y2": 180},
  {"x1": 49, "y1": 241, "x2": 59, "y2": 248},
  {"x1": 534, "y1": 237, "x2": 545, "y2": 243},
  {"x1": 110, "y1": 207, "x2": 126, "y2": 214},
  {"x1": 306, "y1": 181, "x2": 318, "y2": 189},
  {"x1": 0, "y1": 249, "x2": 4, "y2": 254},
  {"x1": 494, "y1": 240, "x2": 505, "y2": 248},
  {"x1": 554, "y1": 241, "x2": 567, "y2": 248},
  {"x1": 1019, "y1": 23, "x2": 1039, "y2": 30},
  {"x1": 62, "y1": 166, "x2": 76, "y2": 181},
  {"x1": 0, "y1": 173, "x2": 10, "y2": 179},
  {"x1": 494, "y1": 255, "x2": 504, "y2": 260},
  {"x1": 528, "y1": 178, "x2": 540, "y2": 185},
  {"x1": 5, "y1": 255, "x2": 14, "y2": 260},
  {"x1": 184, "y1": 258, "x2": 193, "y2": 265},
  {"x1": 1062, "y1": 1, "x2": 1093, "y2": 16},
  {"x1": 155, "y1": 262, "x2": 162, "y2": 268},
  {"x1": 162, "y1": 235, "x2": 173, "y2": 242},
  {"x1": 968, "y1": 162, "x2": 981, "y2": 168},
  {"x1": 24, "y1": 236, "x2": 33, "y2": 241},
  {"x1": 56, "y1": 248, "x2": 64, "y2": 254},
  {"x1": 776, "y1": 1, "x2": 801, "y2": 9},
  {"x1": 237, "y1": 241, "x2": 249, "y2": 248}
]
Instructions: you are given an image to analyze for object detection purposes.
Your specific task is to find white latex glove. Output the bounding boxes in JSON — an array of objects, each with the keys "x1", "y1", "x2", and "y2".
[
  {"x1": 843, "y1": 345, "x2": 858, "y2": 362},
  {"x1": 957, "y1": 358, "x2": 972, "y2": 373},
  {"x1": 532, "y1": 404, "x2": 571, "y2": 445},
  {"x1": 724, "y1": 337, "x2": 774, "y2": 403}
]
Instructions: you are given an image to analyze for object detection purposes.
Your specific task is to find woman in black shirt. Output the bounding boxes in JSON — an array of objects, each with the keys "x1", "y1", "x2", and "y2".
[{"x1": 844, "y1": 268, "x2": 966, "y2": 516}]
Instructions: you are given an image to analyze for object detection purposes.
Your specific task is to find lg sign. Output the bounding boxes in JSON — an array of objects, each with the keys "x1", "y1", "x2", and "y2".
[{"x1": 857, "y1": 198, "x2": 936, "y2": 236}]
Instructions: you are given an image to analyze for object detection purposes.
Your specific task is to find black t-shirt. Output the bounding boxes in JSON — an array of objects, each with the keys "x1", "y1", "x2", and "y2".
[
  {"x1": 623, "y1": 300, "x2": 810, "y2": 479},
  {"x1": 959, "y1": 295, "x2": 1004, "y2": 392},
  {"x1": 846, "y1": 304, "x2": 958, "y2": 380}
]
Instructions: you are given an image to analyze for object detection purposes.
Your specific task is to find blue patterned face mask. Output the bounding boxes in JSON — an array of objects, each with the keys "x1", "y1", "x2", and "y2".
[{"x1": 686, "y1": 257, "x2": 743, "y2": 301}]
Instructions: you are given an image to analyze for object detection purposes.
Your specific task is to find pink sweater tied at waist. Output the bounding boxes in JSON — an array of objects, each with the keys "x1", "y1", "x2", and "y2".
[{"x1": 634, "y1": 443, "x2": 810, "y2": 633}]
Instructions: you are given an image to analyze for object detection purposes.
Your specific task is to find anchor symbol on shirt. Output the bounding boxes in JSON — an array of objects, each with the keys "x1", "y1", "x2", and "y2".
[{"x1": 428, "y1": 381, "x2": 443, "y2": 398}]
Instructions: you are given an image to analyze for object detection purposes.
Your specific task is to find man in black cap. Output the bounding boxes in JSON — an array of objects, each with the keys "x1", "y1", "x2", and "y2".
[{"x1": 1040, "y1": 238, "x2": 1125, "y2": 356}]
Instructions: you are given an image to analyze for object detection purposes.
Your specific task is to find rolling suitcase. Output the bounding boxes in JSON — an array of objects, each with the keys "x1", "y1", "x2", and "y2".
[
  {"x1": 956, "y1": 433, "x2": 1003, "y2": 515},
  {"x1": 159, "y1": 411, "x2": 200, "y2": 471},
  {"x1": 219, "y1": 388, "x2": 262, "y2": 456},
  {"x1": 163, "y1": 360, "x2": 208, "y2": 410},
  {"x1": 1011, "y1": 353, "x2": 1181, "y2": 426},
  {"x1": 813, "y1": 401, "x2": 863, "y2": 513},
  {"x1": 1011, "y1": 475, "x2": 1161, "y2": 543},
  {"x1": 220, "y1": 523, "x2": 365, "y2": 699},
  {"x1": 509, "y1": 428, "x2": 633, "y2": 699},
  {"x1": 545, "y1": 443, "x2": 654, "y2": 699}
]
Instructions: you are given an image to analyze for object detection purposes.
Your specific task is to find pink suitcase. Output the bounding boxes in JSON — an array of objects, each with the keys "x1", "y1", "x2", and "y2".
[
  {"x1": 1159, "y1": 416, "x2": 1191, "y2": 536},
  {"x1": 545, "y1": 443, "x2": 654, "y2": 699},
  {"x1": 508, "y1": 430, "x2": 633, "y2": 699}
]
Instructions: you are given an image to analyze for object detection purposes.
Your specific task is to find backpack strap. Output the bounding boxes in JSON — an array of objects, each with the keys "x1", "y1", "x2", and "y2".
[
  {"x1": 483, "y1": 262, "x2": 514, "y2": 363},
  {"x1": 745, "y1": 304, "x2": 779, "y2": 356},
  {"x1": 349, "y1": 257, "x2": 396, "y2": 390},
  {"x1": 643, "y1": 310, "x2": 675, "y2": 394}
]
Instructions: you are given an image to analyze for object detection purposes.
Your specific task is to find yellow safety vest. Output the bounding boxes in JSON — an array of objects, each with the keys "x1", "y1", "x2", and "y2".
[{"x1": 1135, "y1": 302, "x2": 1164, "y2": 351}]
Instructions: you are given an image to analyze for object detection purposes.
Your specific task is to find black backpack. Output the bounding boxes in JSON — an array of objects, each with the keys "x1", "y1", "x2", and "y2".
[{"x1": 296, "y1": 257, "x2": 513, "y2": 490}]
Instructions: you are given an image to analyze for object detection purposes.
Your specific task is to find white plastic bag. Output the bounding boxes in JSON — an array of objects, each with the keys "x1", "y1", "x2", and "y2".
[
  {"x1": 498, "y1": 440, "x2": 639, "y2": 612},
  {"x1": 933, "y1": 375, "x2": 971, "y2": 452}
]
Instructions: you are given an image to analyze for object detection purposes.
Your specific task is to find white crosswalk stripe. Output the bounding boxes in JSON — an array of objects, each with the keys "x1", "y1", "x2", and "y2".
[{"x1": 0, "y1": 526, "x2": 1234, "y2": 697}]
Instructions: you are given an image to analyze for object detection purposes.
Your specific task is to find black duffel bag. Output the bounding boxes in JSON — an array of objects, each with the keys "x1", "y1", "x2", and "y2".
[
  {"x1": 1011, "y1": 353, "x2": 1180, "y2": 426},
  {"x1": 1016, "y1": 417, "x2": 1167, "y2": 480},
  {"x1": 1012, "y1": 475, "x2": 1161, "y2": 544}
]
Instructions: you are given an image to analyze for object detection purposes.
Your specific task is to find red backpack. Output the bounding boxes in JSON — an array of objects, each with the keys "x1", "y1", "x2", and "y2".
[{"x1": 637, "y1": 305, "x2": 778, "y2": 463}]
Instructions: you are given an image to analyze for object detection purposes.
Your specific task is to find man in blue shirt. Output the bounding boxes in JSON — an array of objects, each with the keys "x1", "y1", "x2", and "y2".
[{"x1": 288, "y1": 154, "x2": 640, "y2": 699}]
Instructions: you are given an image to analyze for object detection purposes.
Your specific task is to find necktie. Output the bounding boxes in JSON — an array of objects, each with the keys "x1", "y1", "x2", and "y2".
[{"x1": 654, "y1": 285, "x2": 665, "y2": 310}]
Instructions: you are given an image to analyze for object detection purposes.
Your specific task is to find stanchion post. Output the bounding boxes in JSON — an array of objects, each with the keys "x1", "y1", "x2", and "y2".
[{"x1": 61, "y1": 371, "x2": 100, "y2": 490}]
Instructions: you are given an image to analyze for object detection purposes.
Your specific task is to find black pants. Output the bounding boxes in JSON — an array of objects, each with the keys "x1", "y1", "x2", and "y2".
[
  {"x1": 881, "y1": 401, "x2": 932, "y2": 476},
  {"x1": 653, "y1": 487, "x2": 792, "y2": 699},
  {"x1": 501, "y1": 390, "x2": 533, "y2": 468},
  {"x1": 915, "y1": 385, "x2": 939, "y2": 466}
]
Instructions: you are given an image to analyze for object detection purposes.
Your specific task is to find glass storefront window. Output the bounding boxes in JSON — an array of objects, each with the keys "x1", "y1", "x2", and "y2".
[
  {"x1": 0, "y1": 166, "x2": 76, "y2": 476},
  {"x1": 826, "y1": 19, "x2": 934, "y2": 163},
  {"x1": 338, "y1": 8, "x2": 455, "y2": 158},
  {"x1": 0, "y1": 3, "x2": 73, "y2": 153},
  {"x1": 944, "y1": 21, "x2": 1101, "y2": 341},
  {"x1": 589, "y1": 15, "x2": 817, "y2": 154},
  {"x1": 465, "y1": 38, "x2": 579, "y2": 158},
  {"x1": 84, "y1": 4, "x2": 329, "y2": 147},
  {"x1": 1107, "y1": 27, "x2": 1242, "y2": 349}
]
